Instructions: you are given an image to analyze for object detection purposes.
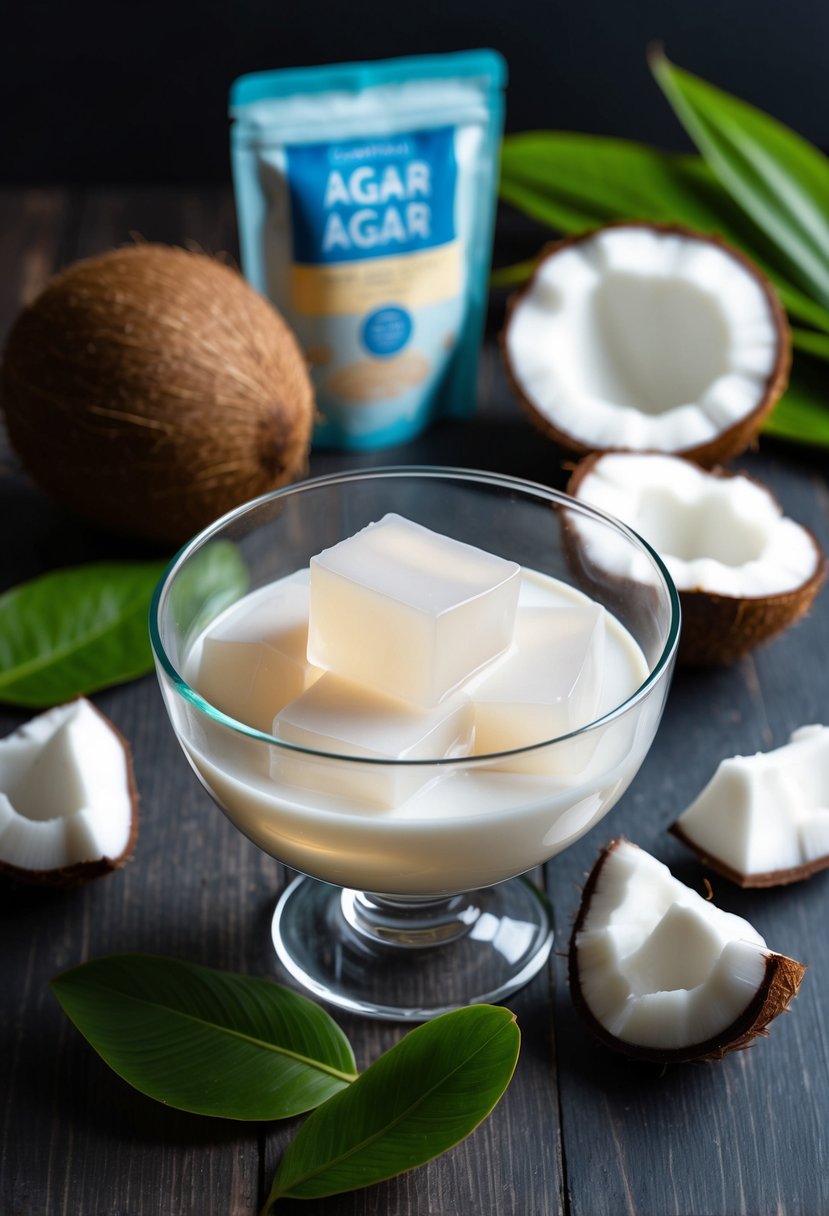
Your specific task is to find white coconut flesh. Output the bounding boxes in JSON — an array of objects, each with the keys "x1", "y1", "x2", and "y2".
[
  {"x1": 572, "y1": 840, "x2": 778, "y2": 1053},
  {"x1": 674, "y1": 725, "x2": 829, "y2": 883},
  {"x1": 505, "y1": 226, "x2": 782, "y2": 452},
  {"x1": 572, "y1": 452, "x2": 821, "y2": 597},
  {"x1": 0, "y1": 699, "x2": 134, "y2": 873}
]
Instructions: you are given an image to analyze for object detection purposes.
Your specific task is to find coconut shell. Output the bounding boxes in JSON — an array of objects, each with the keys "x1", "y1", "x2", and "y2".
[
  {"x1": 557, "y1": 464, "x2": 673, "y2": 659},
  {"x1": 501, "y1": 222, "x2": 791, "y2": 467},
  {"x1": 669, "y1": 820, "x2": 829, "y2": 889},
  {"x1": 569, "y1": 838, "x2": 807, "y2": 1064},
  {"x1": 566, "y1": 452, "x2": 826, "y2": 666},
  {"x1": 675, "y1": 563, "x2": 826, "y2": 666},
  {"x1": 0, "y1": 244, "x2": 315, "y2": 546}
]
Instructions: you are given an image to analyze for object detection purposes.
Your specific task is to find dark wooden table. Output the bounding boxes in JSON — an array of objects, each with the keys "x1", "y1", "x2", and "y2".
[{"x1": 2, "y1": 186, "x2": 828, "y2": 1216}]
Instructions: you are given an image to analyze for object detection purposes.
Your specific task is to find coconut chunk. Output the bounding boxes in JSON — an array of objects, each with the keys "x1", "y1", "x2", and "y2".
[
  {"x1": 0, "y1": 699, "x2": 138, "y2": 883},
  {"x1": 502, "y1": 223, "x2": 789, "y2": 465},
  {"x1": 569, "y1": 839, "x2": 805, "y2": 1061},
  {"x1": 671, "y1": 725, "x2": 829, "y2": 886},
  {"x1": 567, "y1": 451, "x2": 825, "y2": 664}
]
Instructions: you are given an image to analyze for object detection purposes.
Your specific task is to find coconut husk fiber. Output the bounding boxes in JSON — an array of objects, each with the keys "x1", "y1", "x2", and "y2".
[{"x1": 0, "y1": 244, "x2": 315, "y2": 546}]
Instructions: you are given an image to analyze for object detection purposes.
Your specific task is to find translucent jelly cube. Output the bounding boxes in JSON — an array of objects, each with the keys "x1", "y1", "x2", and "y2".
[
  {"x1": 271, "y1": 673, "x2": 475, "y2": 808},
  {"x1": 196, "y1": 575, "x2": 322, "y2": 733},
  {"x1": 307, "y1": 514, "x2": 520, "y2": 706},
  {"x1": 469, "y1": 605, "x2": 606, "y2": 773}
]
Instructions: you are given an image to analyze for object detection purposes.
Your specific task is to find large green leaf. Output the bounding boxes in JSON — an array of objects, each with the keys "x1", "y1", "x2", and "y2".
[
  {"x1": 51, "y1": 954, "x2": 357, "y2": 1120},
  {"x1": 0, "y1": 561, "x2": 167, "y2": 707},
  {"x1": 776, "y1": 288, "x2": 829, "y2": 340},
  {"x1": 791, "y1": 328, "x2": 829, "y2": 362},
  {"x1": 500, "y1": 132, "x2": 738, "y2": 232},
  {"x1": 265, "y1": 1005, "x2": 519, "y2": 1206},
  {"x1": 498, "y1": 132, "x2": 829, "y2": 334},
  {"x1": 0, "y1": 544, "x2": 248, "y2": 708},
  {"x1": 651, "y1": 51, "x2": 829, "y2": 312},
  {"x1": 163, "y1": 539, "x2": 249, "y2": 650}
]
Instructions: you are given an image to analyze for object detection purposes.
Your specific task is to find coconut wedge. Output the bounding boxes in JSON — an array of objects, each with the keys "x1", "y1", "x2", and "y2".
[
  {"x1": 502, "y1": 223, "x2": 789, "y2": 464},
  {"x1": 671, "y1": 725, "x2": 829, "y2": 887},
  {"x1": 0, "y1": 699, "x2": 138, "y2": 884},
  {"x1": 569, "y1": 839, "x2": 805, "y2": 1063},
  {"x1": 567, "y1": 451, "x2": 825, "y2": 665}
]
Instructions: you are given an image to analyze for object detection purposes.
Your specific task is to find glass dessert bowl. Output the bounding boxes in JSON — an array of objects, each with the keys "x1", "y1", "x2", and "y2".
[{"x1": 150, "y1": 467, "x2": 680, "y2": 1021}]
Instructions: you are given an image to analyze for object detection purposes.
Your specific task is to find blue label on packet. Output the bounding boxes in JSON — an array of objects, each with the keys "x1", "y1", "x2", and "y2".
[
  {"x1": 361, "y1": 306, "x2": 413, "y2": 355},
  {"x1": 286, "y1": 127, "x2": 458, "y2": 265}
]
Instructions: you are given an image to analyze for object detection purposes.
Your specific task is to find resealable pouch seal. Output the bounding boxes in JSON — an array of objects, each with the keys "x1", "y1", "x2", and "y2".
[{"x1": 230, "y1": 50, "x2": 506, "y2": 450}]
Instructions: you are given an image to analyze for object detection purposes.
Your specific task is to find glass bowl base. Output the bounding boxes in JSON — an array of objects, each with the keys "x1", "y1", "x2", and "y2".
[{"x1": 271, "y1": 874, "x2": 554, "y2": 1022}]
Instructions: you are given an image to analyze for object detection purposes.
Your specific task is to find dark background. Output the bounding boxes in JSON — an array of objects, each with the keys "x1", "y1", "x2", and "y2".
[{"x1": 2, "y1": 0, "x2": 825, "y2": 186}]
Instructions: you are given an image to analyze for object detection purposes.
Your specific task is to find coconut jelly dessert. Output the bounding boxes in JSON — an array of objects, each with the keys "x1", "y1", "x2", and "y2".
[{"x1": 184, "y1": 514, "x2": 653, "y2": 895}]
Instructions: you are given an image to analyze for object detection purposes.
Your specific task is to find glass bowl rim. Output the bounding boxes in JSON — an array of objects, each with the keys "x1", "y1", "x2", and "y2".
[{"x1": 149, "y1": 464, "x2": 681, "y2": 768}]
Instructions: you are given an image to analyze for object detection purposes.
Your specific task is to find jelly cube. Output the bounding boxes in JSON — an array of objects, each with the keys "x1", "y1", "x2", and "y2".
[
  {"x1": 307, "y1": 514, "x2": 520, "y2": 706},
  {"x1": 272, "y1": 673, "x2": 475, "y2": 808},
  {"x1": 196, "y1": 575, "x2": 321, "y2": 733},
  {"x1": 469, "y1": 605, "x2": 605, "y2": 772}
]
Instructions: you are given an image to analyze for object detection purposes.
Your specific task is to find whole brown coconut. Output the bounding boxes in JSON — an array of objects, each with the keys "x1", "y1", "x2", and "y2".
[{"x1": 0, "y1": 245, "x2": 315, "y2": 546}]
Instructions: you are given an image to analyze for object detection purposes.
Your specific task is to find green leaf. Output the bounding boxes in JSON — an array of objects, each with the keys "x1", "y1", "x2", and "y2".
[
  {"x1": 500, "y1": 132, "x2": 735, "y2": 232},
  {"x1": 0, "y1": 561, "x2": 167, "y2": 707},
  {"x1": 775, "y1": 285, "x2": 829, "y2": 336},
  {"x1": 265, "y1": 1005, "x2": 520, "y2": 1206},
  {"x1": 765, "y1": 358, "x2": 829, "y2": 448},
  {"x1": 489, "y1": 258, "x2": 537, "y2": 289},
  {"x1": 651, "y1": 51, "x2": 829, "y2": 311},
  {"x1": 498, "y1": 132, "x2": 829, "y2": 334},
  {"x1": 791, "y1": 328, "x2": 829, "y2": 362},
  {"x1": 164, "y1": 540, "x2": 249, "y2": 648},
  {"x1": 51, "y1": 954, "x2": 357, "y2": 1120}
]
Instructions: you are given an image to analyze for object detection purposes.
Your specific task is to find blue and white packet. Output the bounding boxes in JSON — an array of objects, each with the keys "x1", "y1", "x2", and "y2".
[{"x1": 230, "y1": 51, "x2": 506, "y2": 450}]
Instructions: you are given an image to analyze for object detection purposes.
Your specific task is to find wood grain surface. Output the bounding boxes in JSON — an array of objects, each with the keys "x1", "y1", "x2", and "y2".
[{"x1": 0, "y1": 188, "x2": 827, "y2": 1216}]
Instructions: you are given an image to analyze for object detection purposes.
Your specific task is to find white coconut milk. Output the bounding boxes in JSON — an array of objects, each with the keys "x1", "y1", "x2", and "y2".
[{"x1": 180, "y1": 569, "x2": 654, "y2": 896}]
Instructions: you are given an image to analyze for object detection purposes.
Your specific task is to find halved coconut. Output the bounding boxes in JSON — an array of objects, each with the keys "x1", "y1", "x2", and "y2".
[
  {"x1": 671, "y1": 725, "x2": 829, "y2": 887},
  {"x1": 502, "y1": 223, "x2": 790, "y2": 464},
  {"x1": 567, "y1": 451, "x2": 825, "y2": 665},
  {"x1": 0, "y1": 699, "x2": 138, "y2": 884},
  {"x1": 569, "y1": 839, "x2": 805, "y2": 1063}
]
